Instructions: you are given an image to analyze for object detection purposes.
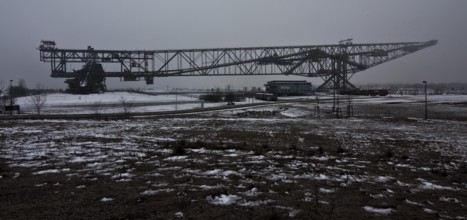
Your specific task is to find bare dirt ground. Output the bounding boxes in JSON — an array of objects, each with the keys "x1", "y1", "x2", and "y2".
[{"x1": 0, "y1": 101, "x2": 466, "y2": 219}]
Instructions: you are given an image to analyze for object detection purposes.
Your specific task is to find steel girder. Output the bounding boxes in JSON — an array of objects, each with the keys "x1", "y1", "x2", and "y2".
[{"x1": 39, "y1": 40, "x2": 437, "y2": 90}]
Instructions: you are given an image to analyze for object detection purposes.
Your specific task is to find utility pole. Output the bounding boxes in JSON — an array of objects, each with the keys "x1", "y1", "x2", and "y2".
[
  {"x1": 347, "y1": 94, "x2": 353, "y2": 118},
  {"x1": 9, "y1": 80, "x2": 13, "y2": 115},
  {"x1": 175, "y1": 88, "x2": 178, "y2": 111},
  {"x1": 333, "y1": 81, "x2": 336, "y2": 112},
  {"x1": 423, "y1": 81, "x2": 427, "y2": 120},
  {"x1": 315, "y1": 96, "x2": 320, "y2": 118}
]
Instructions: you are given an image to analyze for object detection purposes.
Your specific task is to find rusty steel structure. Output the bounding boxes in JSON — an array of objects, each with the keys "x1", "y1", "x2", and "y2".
[{"x1": 38, "y1": 39, "x2": 437, "y2": 93}]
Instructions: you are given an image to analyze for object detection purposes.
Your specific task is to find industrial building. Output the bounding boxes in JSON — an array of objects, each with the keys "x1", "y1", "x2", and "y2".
[{"x1": 265, "y1": 80, "x2": 312, "y2": 96}]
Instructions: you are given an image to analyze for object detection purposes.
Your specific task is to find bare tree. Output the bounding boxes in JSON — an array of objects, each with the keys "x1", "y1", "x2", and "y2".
[
  {"x1": 0, "y1": 80, "x2": 3, "y2": 93},
  {"x1": 119, "y1": 96, "x2": 134, "y2": 116},
  {"x1": 250, "y1": 86, "x2": 257, "y2": 93},
  {"x1": 12, "y1": 78, "x2": 29, "y2": 97},
  {"x1": 28, "y1": 84, "x2": 48, "y2": 115}
]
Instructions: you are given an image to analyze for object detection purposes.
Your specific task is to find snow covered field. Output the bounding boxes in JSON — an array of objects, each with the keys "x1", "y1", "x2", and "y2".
[
  {"x1": 15, "y1": 92, "x2": 255, "y2": 115},
  {"x1": 1, "y1": 101, "x2": 467, "y2": 218},
  {"x1": 1, "y1": 93, "x2": 467, "y2": 218},
  {"x1": 278, "y1": 94, "x2": 467, "y2": 104},
  {"x1": 12, "y1": 92, "x2": 467, "y2": 117},
  {"x1": 17, "y1": 92, "x2": 195, "y2": 106}
]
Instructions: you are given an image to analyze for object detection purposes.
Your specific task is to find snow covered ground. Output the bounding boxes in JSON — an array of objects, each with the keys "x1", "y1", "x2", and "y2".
[
  {"x1": 279, "y1": 94, "x2": 467, "y2": 104},
  {"x1": 1, "y1": 92, "x2": 467, "y2": 218},
  {"x1": 14, "y1": 92, "x2": 255, "y2": 115},
  {"x1": 1, "y1": 109, "x2": 467, "y2": 218},
  {"x1": 11, "y1": 92, "x2": 467, "y2": 116},
  {"x1": 16, "y1": 92, "x2": 197, "y2": 106}
]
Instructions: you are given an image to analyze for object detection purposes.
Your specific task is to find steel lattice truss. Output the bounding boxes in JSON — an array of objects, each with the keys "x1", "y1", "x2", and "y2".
[{"x1": 39, "y1": 40, "x2": 437, "y2": 90}]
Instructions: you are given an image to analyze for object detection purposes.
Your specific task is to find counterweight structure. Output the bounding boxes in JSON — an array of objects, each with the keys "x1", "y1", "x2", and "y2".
[{"x1": 38, "y1": 40, "x2": 437, "y2": 93}]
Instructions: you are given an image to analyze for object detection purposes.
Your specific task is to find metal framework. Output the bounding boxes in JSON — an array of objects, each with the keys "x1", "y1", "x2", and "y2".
[{"x1": 39, "y1": 39, "x2": 437, "y2": 91}]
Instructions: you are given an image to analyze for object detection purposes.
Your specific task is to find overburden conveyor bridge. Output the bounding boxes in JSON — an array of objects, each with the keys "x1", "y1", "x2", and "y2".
[{"x1": 38, "y1": 39, "x2": 437, "y2": 93}]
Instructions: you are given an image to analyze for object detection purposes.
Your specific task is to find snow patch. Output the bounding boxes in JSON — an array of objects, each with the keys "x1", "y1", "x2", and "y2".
[
  {"x1": 370, "y1": 194, "x2": 385, "y2": 199},
  {"x1": 165, "y1": 156, "x2": 188, "y2": 161},
  {"x1": 417, "y1": 180, "x2": 456, "y2": 191},
  {"x1": 280, "y1": 108, "x2": 309, "y2": 118},
  {"x1": 319, "y1": 188, "x2": 336, "y2": 194},
  {"x1": 275, "y1": 206, "x2": 301, "y2": 218},
  {"x1": 423, "y1": 208, "x2": 437, "y2": 214},
  {"x1": 175, "y1": 212, "x2": 184, "y2": 218},
  {"x1": 198, "y1": 185, "x2": 218, "y2": 190},
  {"x1": 363, "y1": 206, "x2": 395, "y2": 215},
  {"x1": 374, "y1": 176, "x2": 394, "y2": 183},
  {"x1": 140, "y1": 188, "x2": 175, "y2": 196},
  {"x1": 70, "y1": 157, "x2": 87, "y2": 163},
  {"x1": 238, "y1": 199, "x2": 274, "y2": 207},
  {"x1": 439, "y1": 196, "x2": 460, "y2": 203},
  {"x1": 206, "y1": 194, "x2": 241, "y2": 205},
  {"x1": 33, "y1": 168, "x2": 69, "y2": 175},
  {"x1": 100, "y1": 197, "x2": 114, "y2": 202},
  {"x1": 241, "y1": 187, "x2": 262, "y2": 196},
  {"x1": 405, "y1": 199, "x2": 424, "y2": 206}
]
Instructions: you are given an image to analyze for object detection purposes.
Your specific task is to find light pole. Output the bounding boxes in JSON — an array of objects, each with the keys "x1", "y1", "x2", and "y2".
[
  {"x1": 9, "y1": 80, "x2": 13, "y2": 115},
  {"x1": 422, "y1": 81, "x2": 427, "y2": 120}
]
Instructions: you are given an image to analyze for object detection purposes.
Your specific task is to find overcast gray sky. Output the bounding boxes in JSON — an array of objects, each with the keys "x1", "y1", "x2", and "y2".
[{"x1": 1, "y1": 0, "x2": 466, "y2": 90}]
